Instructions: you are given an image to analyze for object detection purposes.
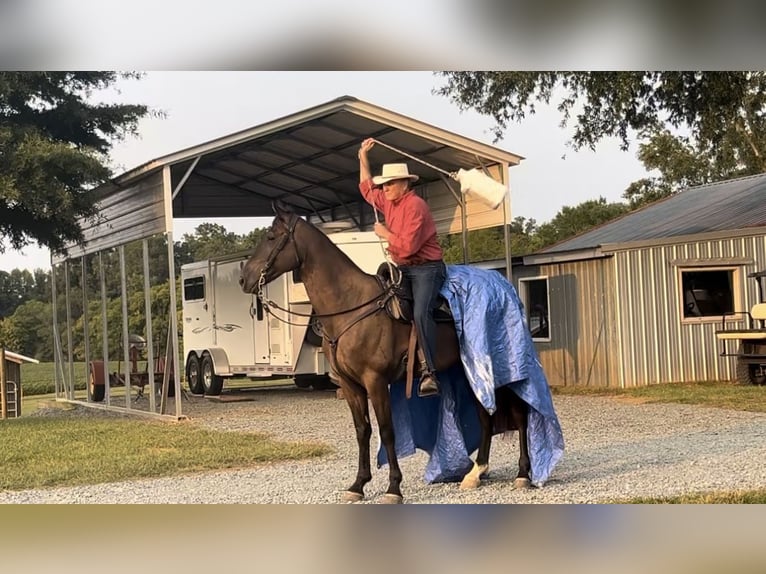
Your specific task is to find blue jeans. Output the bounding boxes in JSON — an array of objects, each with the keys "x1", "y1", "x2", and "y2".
[{"x1": 400, "y1": 260, "x2": 446, "y2": 374}]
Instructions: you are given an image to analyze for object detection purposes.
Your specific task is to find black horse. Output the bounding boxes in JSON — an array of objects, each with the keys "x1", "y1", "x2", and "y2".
[{"x1": 240, "y1": 202, "x2": 530, "y2": 503}]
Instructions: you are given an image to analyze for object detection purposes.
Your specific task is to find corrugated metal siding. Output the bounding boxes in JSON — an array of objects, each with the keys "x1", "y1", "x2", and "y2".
[
  {"x1": 613, "y1": 234, "x2": 766, "y2": 386},
  {"x1": 517, "y1": 258, "x2": 620, "y2": 387},
  {"x1": 53, "y1": 171, "x2": 166, "y2": 262}
]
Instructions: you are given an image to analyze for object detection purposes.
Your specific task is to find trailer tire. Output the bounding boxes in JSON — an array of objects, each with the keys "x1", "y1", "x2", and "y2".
[
  {"x1": 201, "y1": 353, "x2": 224, "y2": 396},
  {"x1": 88, "y1": 361, "x2": 105, "y2": 402},
  {"x1": 186, "y1": 354, "x2": 204, "y2": 394},
  {"x1": 306, "y1": 316, "x2": 324, "y2": 347}
]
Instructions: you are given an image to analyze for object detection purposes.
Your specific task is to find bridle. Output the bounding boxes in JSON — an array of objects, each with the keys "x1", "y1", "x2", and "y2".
[{"x1": 254, "y1": 213, "x2": 394, "y2": 344}]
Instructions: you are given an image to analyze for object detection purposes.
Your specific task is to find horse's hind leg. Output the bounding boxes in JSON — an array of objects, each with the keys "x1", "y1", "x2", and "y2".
[
  {"x1": 341, "y1": 382, "x2": 372, "y2": 502},
  {"x1": 460, "y1": 400, "x2": 492, "y2": 490},
  {"x1": 367, "y1": 379, "x2": 403, "y2": 504},
  {"x1": 508, "y1": 392, "x2": 531, "y2": 489}
]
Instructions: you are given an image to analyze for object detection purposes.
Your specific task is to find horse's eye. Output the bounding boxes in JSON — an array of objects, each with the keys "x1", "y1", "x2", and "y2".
[{"x1": 267, "y1": 232, "x2": 275, "y2": 241}]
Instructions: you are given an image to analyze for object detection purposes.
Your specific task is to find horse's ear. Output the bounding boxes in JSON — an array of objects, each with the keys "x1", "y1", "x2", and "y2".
[{"x1": 272, "y1": 200, "x2": 293, "y2": 216}]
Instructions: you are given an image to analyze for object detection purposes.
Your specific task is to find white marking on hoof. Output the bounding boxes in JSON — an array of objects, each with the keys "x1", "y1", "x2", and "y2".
[
  {"x1": 513, "y1": 477, "x2": 531, "y2": 490},
  {"x1": 341, "y1": 491, "x2": 364, "y2": 503},
  {"x1": 380, "y1": 493, "x2": 404, "y2": 504},
  {"x1": 459, "y1": 462, "x2": 488, "y2": 490}
]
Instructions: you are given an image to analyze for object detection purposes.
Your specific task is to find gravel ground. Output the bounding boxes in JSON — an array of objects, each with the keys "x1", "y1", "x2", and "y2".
[{"x1": 3, "y1": 387, "x2": 766, "y2": 504}]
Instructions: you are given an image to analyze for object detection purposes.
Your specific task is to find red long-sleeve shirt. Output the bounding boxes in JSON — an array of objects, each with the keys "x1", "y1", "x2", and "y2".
[{"x1": 359, "y1": 178, "x2": 443, "y2": 266}]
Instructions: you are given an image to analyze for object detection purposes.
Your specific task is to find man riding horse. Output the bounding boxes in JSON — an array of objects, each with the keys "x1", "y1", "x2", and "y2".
[{"x1": 358, "y1": 137, "x2": 444, "y2": 397}]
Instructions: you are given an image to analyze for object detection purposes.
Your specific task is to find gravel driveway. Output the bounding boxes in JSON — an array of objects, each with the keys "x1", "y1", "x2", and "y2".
[{"x1": 3, "y1": 387, "x2": 766, "y2": 503}]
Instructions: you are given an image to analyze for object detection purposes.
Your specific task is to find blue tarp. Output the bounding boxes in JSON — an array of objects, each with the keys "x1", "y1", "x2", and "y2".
[{"x1": 377, "y1": 265, "x2": 565, "y2": 486}]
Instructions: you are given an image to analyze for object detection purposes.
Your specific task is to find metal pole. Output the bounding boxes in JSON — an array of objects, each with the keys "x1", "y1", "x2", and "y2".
[
  {"x1": 81, "y1": 256, "x2": 90, "y2": 400},
  {"x1": 119, "y1": 245, "x2": 131, "y2": 410},
  {"x1": 501, "y1": 163, "x2": 513, "y2": 282},
  {"x1": 438, "y1": 174, "x2": 469, "y2": 264},
  {"x1": 50, "y1": 263, "x2": 61, "y2": 398},
  {"x1": 64, "y1": 260, "x2": 74, "y2": 400},
  {"x1": 143, "y1": 239, "x2": 156, "y2": 412},
  {"x1": 166, "y1": 230, "x2": 182, "y2": 418},
  {"x1": 99, "y1": 252, "x2": 111, "y2": 406}
]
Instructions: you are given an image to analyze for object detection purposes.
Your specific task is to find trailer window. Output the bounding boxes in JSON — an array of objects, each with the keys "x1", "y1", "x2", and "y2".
[
  {"x1": 184, "y1": 276, "x2": 205, "y2": 301},
  {"x1": 519, "y1": 277, "x2": 550, "y2": 341},
  {"x1": 680, "y1": 268, "x2": 735, "y2": 319}
]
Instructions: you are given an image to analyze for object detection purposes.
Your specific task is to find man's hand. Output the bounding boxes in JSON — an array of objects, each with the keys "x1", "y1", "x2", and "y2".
[
  {"x1": 359, "y1": 138, "x2": 375, "y2": 158},
  {"x1": 373, "y1": 222, "x2": 390, "y2": 240}
]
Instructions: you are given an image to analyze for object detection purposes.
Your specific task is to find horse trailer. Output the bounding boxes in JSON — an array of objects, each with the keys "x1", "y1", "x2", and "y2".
[{"x1": 181, "y1": 229, "x2": 387, "y2": 395}]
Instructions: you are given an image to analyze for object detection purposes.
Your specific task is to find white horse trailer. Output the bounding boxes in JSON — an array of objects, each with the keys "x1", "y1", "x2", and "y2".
[{"x1": 181, "y1": 230, "x2": 387, "y2": 394}]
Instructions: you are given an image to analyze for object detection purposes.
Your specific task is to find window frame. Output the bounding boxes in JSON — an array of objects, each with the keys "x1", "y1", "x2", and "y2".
[
  {"x1": 677, "y1": 265, "x2": 741, "y2": 324},
  {"x1": 518, "y1": 275, "x2": 551, "y2": 342},
  {"x1": 183, "y1": 275, "x2": 206, "y2": 302}
]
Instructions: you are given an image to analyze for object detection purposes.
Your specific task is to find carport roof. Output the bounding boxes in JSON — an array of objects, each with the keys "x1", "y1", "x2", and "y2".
[{"x1": 105, "y1": 95, "x2": 524, "y2": 219}]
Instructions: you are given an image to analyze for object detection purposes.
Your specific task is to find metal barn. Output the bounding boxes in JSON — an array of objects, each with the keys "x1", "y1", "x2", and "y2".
[
  {"x1": 51, "y1": 95, "x2": 523, "y2": 419},
  {"x1": 512, "y1": 172, "x2": 766, "y2": 388}
]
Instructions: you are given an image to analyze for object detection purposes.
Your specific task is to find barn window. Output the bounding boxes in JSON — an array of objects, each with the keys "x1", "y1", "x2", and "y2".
[
  {"x1": 519, "y1": 277, "x2": 550, "y2": 340},
  {"x1": 183, "y1": 276, "x2": 205, "y2": 301},
  {"x1": 680, "y1": 268, "x2": 736, "y2": 319}
]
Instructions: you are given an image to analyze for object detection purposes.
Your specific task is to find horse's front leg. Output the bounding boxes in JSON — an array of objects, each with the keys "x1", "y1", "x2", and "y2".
[
  {"x1": 460, "y1": 399, "x2": 492, "y2": 490},
  {"x1": 340, "y1": 381, "x2": 373, "y2": 502},
  {"x1": 367, "y1": 378, "x2": 403, "y2": 504}
]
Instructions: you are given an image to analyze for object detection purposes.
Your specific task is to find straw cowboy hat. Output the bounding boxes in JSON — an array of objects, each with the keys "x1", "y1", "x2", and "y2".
[{"x1": 372, "y1": 163, "x2": 419, "y2": 185}]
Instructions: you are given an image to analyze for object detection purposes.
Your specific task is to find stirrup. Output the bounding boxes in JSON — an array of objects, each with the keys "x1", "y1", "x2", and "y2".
[{"x1": 418, "y1": 372, "x2": 440, "y2": 398}]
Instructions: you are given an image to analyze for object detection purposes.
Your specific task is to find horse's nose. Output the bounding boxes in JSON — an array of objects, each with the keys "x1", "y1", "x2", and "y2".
[{"x1": 238, "y1": 275, "x2": 245, "y2": 287}]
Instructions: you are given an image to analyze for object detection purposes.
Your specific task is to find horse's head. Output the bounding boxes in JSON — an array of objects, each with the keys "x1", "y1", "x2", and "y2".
[{"x1": 239, "y1": 201, "x2": 303, "y2": 294}]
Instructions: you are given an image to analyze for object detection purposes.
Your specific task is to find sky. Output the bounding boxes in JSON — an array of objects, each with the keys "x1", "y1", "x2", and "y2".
[{"x1": 1, "y1": 71, "x2": 654, "y2": 272}]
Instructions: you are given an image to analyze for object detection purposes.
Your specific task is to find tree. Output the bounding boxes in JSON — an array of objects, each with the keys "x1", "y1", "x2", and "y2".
[
  {"x1": 181, "y1": 223, "x2": 246, "y2": 262},
  {"x1": 535, "y1": 197, "x2": 630, "y2": 248},
  {"x1": 0, "y1": 72, "x2": 151, "y2": 255},
  {"x1": 436, "y1": 72, "x2": 766, "y2": 206}
]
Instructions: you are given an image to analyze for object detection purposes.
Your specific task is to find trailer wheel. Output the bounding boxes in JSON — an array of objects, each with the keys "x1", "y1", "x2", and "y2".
[
  {"x1": 88, "y1": 361, "x2": 105, "y2": 402},
  {"x1": 186, "y1": 354, "x2": 204, "y2": 394},
  {"x1": 305, "y1": 316, "x2": 324, "y2": 347},
  {"x1": 201, "y1": 353, "x2": 224, "y2": 396}
]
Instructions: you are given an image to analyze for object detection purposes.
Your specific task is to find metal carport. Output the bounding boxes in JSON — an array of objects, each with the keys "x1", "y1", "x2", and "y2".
[{"x1": 51, "y1": 95, "x2": 524, "y2": 419}]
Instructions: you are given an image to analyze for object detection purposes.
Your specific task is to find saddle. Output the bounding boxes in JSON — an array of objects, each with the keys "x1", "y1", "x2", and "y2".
[{"x1": 375, "y1": 262, "x2": 453, "y2": 324}]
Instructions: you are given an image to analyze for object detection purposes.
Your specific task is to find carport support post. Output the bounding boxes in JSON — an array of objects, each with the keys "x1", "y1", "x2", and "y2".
[
  {"x1": 64, "y1": 260, "x2": 75, "y2": 399},
  {"x1": 143, "y1": 239, "x2": 156, "y2": 412},
  {"x1": 50, "y1": 263, "x2": 61, "y2": 397},
  {"x1": 99, "y1": 252, "x2": 111, "y2": 405},
  {"x1": 165, "y1": 230, "x2": 182, "y2": 418},
  {"x1": 119, "y1": 245, "x2": 132, "y2": 410},
  {"x1": 81, "y1": 256, "x2": 90, "y2": 399}
]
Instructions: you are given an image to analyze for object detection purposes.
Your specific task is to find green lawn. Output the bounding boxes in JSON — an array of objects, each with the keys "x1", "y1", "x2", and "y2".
[
  {"x1": 550, "y1": 380, "x2": 766, "y2": 413},
  {"x1": 0, "y1": 413, "x2": 330, "y2": 491}
]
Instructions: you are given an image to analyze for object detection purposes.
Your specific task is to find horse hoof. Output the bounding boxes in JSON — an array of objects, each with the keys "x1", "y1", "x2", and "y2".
[
  {"x1": 513, "y1": 477, "x2": 531, "y2": 490},
  {"x1": 341, "y1": 491, "x2": 364, "y2": 503},
  {"x1": 380, "y1": 493, "x2": 403, "y2": 504},
  {"x1": 459, "y1": 475, "x2": 481, "y2": 490}
]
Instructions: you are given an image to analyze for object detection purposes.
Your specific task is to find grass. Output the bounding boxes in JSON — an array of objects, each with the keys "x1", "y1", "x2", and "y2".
[
  {"x1": 550, "y1": 380, "x2": 766, "y2": 413},
  {"x1": 0, "y1": 413, "x2": 330, "y2": 491},
  {"x1": 618, "y1": 489, "x2": 766, "y2": 504}
]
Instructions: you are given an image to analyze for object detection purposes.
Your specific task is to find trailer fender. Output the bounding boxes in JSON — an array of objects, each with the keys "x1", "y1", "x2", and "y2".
[{"x1": 204, "y1": 348, "x2": 232, "y2": 376}]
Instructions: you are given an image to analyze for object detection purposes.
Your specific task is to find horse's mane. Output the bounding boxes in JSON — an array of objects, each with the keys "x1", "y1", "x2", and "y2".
[{"x1": 296, "y1": 217, "x2": 377, "y2": 279}]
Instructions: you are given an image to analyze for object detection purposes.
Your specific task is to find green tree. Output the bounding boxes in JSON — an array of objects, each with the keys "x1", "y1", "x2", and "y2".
[
  {"x1": 436, "y1": 71, "x2": 766, "y2": 207},
  {"x1": 0, "y1": 72, "x2": 151, "y2": 255},
  {"x1": 535, "y1": 197, "x2": 630, "y2": 248},
  {"x1": 0, "y1": 299, "x2": 54, "y2": 360},
  {"x1": 181, "y1": 223, "x2": 246, "y2": 262}
]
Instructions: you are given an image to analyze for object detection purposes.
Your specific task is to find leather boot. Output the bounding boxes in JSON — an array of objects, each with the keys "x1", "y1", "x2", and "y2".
[{"x1": 418, "y1": 371, "x2": 440, "y2": 398}]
